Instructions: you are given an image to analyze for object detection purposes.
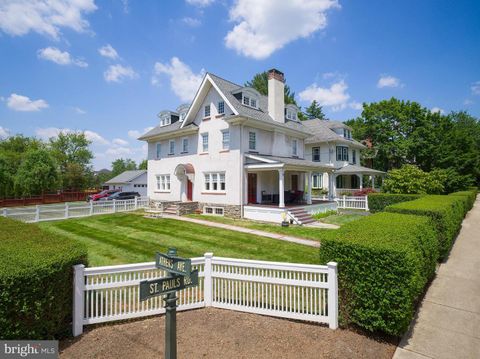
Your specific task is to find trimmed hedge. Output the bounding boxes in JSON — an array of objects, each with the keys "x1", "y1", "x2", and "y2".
[
  {"x1": 319, "y1": 212, "x2": 438, "y2": 336},
  {"x1": 448, "y1": 190, "x2": 477, "y2": 213},
  {"x1": 386, "y1": 195, "x2": 465, "y2": 258},
  {"x1": 367, "y1": 193, "x2": 423, "y2": 213},
  {"x1": 0, "y1": 217, "x2": 87, "y2": 339}
]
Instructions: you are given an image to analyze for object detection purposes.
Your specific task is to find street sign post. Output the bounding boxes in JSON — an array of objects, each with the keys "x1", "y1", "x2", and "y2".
[{"x1": 139, "y1": 248, "x2": 198, "y2": 359}]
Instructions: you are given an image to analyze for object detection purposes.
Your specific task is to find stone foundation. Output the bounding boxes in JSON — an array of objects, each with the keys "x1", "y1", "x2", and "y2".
[
  {"x1": 176, "y1": 202, "x2": 199, "y2": 216},
  {"x1": 198, "y1": 203, "x2": 242, "y2": 219}
]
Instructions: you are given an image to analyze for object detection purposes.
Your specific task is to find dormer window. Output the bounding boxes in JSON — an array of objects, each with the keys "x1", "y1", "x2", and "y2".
[
  {"x1": 160, "y1": 115, "x2": 171, "y2": 127},
  {"x1": 179, "y1": 112, "x2": 187, "y2": 122},
  {"x1": 343, "y1": 129, "x2": 352, "y2": 139},
  {"x1": 242, "y1": 95, "x2": 258, "y2": 109},
  {"x1": 285, "y1": 104, "x2": 299, "y2": 121},
  {"x1": 250, "y1": 98, "x2": 257, "y2": 108}
]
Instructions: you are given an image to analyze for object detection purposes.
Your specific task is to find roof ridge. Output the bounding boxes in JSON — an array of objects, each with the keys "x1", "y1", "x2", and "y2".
[{"x1": 207, "y1": 72, "x2": 243, "y2": 89}]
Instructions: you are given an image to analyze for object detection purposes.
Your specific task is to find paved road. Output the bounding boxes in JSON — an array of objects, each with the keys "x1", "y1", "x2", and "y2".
[{"x1": 394, "y1": 197, "x2": 480, "y2": 359}]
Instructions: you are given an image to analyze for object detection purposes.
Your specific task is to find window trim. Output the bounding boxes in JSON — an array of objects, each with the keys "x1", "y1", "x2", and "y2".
[
  {"x1": 160, "y1": 115, "x2": 171, "y2": 127},
  {"x1": 204, "y1": 171, "x2": 226, "y2": 193},
  {"x1": 218, "y1": 101, "x2": 225, "y2": 114},
  {"x1": 155, "y1": 174, "x2": 171, "y2": 192},
  {"x1": 312, "y1": 147, "x2": 320, "y2": 162},
  {"x1": 168, "y1": 140, "x2": 175, "y2": 155},
  {"x1": 248, "y1": 131, "x2": 257, "y2": 151},
  {"x1": 182, "y1": 137, "x2": 188, "y2": 153},
  {"x1": 155, "y1": 142, "x2": 161, "y2": 159},
  {"x1": 292, "y1": 139, "x2": 298, "y2": 157},
  {"x1": 312, "y1": 173, "x2": 323, "y2": 189},
  {"x1": 221, "y1": 130, "x2": 230, "y2": 150},
  {"x1": 204, "y1": 104, "x2": 211, "y2": 118},
  {"x1": 336, "y1": 146, "x2": 349, "y2": 162},
  {"x1": 201, "y1": 133, "x2": 209, "y2": 153},
  {"x1": 352, "y1": 149, "x2": 356, "y2": 164}
]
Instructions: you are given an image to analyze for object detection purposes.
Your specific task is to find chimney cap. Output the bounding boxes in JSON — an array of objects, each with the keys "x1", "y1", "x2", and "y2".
[{"x1": 267, "y1": 68, "x2": 284, "y2": 82}]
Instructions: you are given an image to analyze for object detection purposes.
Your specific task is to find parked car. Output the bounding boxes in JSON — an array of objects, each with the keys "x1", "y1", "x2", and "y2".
[
  {"x1": 87, "y1": 189, "x2": 119, "y2": 202},
  {"x1": 101, "y1": 191, "x2": 141, "y2": 201}
]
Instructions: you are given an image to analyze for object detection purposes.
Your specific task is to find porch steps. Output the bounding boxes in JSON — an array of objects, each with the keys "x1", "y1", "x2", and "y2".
[
  {"x1": 163, "y1": 204, "x2": 178, "y2": 215},
  {"x1": 288, "y1": 208, "x2": 316, "y2": 225}
]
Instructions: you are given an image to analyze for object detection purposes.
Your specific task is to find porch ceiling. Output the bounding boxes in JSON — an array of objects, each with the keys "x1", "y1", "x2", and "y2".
[{"x1": 244, "y1": 154, "x2": 334, "y2": 172}]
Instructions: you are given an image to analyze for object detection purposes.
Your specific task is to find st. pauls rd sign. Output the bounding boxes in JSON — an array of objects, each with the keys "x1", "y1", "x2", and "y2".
[{"x1": 139, "y1": 269, "x2": 198, "y2": 301}]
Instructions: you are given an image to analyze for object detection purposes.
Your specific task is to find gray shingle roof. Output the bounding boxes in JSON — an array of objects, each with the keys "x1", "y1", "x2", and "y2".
[
  {"x1": 302, "y1": 119, "x2": 365, "y2": 148},
  {"x1": 104, "y1": 170, "x2": 147, "y2": 184},
  {"x1": 335, "y1": 164, "x2": 385, "y2": 175},
  {"x1": 138, "y1": 122, "x2": 197, "y2": 140}
]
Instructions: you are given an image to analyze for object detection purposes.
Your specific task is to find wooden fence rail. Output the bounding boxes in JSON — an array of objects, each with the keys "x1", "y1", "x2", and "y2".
[
  {"x1": 0, "y1": 191, "x2": 98, "y2": 207},
  {"x1": 73, "y1": 254, "x2": 338, "y2": 336}
]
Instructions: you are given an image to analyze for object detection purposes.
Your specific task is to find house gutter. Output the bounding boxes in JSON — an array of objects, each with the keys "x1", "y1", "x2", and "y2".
[{"x1": 239, "y1": 123, "x2": 244, "y2": 218}]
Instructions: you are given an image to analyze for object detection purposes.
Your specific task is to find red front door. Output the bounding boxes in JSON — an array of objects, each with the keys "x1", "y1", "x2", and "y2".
[
  {"x1": 187, "y1": 179, "x2": 193, "y2": 201},
  {"x1": 248, "y1": 173, "x2": 257, "y2": 204}
]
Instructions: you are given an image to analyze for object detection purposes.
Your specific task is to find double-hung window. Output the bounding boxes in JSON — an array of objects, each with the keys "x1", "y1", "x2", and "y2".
[
  {"x1": 204, "y1": 105, "x2": 210, "y2": 117},
  {"x1": 312, "y1": 147, "x2": 320, "y2": 162},
  {"x1": 169, "y1": 140, "x2": 175, "y2": 155},
  {"x1": 156, "y1": 175, "x2": 171, "y2": 191},
  {"x1": 201, "y1": 133, "x2": 209, "y2": 152},
  {"x1": 204, "y1": 172, "x2": 226, "y2": 192},
  {"x1": 336, "y1": 146, "x2": 349, "y2": 161},
  {"x1": 243, "y1": 96, "x2": 250, "y2": 106},
  {"x1": 292, "y1": 139, "x2": 298, "y2": 156},
  {"x1": 352, "y1": 149, "x2": 356, "y2": 164},
  {"x1": 182, "y1": 138, "x2": 188, "y2": 153},
  {"x1": 248, "y1": 131, "x2": 256, "y2": 151},
  {"x1": 312, "y1": 173, "x2": 322, "y2": 189},
  {"x1": 155, "y1": 143, "x2": 161, "y2": 159},
  {"x1": 218, "y1": 101, "x2": 225, "y2": 114},
  {"x1": 222, "y1": 130, "x2": 230, "y2": 150}
]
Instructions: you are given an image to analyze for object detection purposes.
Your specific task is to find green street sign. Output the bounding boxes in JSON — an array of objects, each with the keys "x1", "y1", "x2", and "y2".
[
  {"x1": 139, "y1": 269, "x2": 199, "y2": 301},
  {"x1": 155, "y1": 251, "x2": 192, "y2": 276}
]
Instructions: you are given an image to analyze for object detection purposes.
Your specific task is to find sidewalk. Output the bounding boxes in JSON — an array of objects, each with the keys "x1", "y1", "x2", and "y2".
[
  {"x1": 160, "y1": 214, "x2": 321, "y2": 248},
  {"x1": 394, "y1": 197, "x2": 480, "y2": 359}
]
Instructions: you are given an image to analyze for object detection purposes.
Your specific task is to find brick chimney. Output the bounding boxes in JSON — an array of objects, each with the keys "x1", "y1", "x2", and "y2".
[{"x1": 268, "y1": 68, "x2": 285, "y2": 123}]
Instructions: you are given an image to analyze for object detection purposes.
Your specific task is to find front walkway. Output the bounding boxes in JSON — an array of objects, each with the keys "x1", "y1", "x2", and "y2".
[
  {"x1": 160, "y1": 214, "x2": 323, "y2": 248},
  {"x1": 394, "y1": 197, "x2": 480, "y2": 359}
]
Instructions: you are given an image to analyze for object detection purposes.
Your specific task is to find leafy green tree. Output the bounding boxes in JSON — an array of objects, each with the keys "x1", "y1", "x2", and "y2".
[
  {"x1": 49, "y1": 132, "x2": 93, "y2": 190},
  {"x1": 14, "y1": 149, "x2": 59, "y2": 196},
  {"x1": 138, "y1": 159, "x2": 148, "y2": 170},
  {"x1": 111, "y1": 158, "x2": 137, "y2": 178},
  {"x1": 383, "y1": 165, "x2": 444, "y2": 194},
  {"x1": 245, "y1": 71, "x2": 297, "y2": 105},
  {"x1": 304, "y1": 100, "x2": 326, "y2": 120}
]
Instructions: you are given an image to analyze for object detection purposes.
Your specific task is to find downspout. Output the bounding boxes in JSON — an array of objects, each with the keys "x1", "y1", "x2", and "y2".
[{"x1": 239, "y1": 124, "x2": 244, "y2": 218}]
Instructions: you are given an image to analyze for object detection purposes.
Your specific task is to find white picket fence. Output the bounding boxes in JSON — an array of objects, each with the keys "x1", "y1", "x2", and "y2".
[
  {"x1": 335, "y1": 195, "x2": 368, "y2": 210},
  {"x1": 1, "y1": 197, "x2": 149, "y2": 223},
  {"x1": 73, "y1": 254, "x2": 338, "y2": 336}
]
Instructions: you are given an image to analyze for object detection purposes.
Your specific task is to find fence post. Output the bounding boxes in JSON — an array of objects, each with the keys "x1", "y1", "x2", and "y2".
[
  {"x1": 35, "y1": 205, "x2": 40, "y2": 222},
  {"x1": 113, "y1": 199, "x2": 116, "y2": 213},
  {"x1": 343, "y1": 195, "x2": 346, "y2": 208},
  {"x1": 65, "y1": 203, "x2": 69, "y2": 219},
  {"x1": 73, "y1": 264, "x2": 85, "y2": 337},
  {"x1": 327, "y1": 262, "x2": 338, "y2": 329},
  {"x1": 204, "y1": 253, "x2": 213, "y2": 307},
  {"x1": 2, "y1": 208, "x2": 6, "y2": 217},
  {"x1": 134, "y1": 196, "x2": 138, "y2": 210},
  {"x1": 365, "y1": 195, "x2": 369, "y2": 211},
  {"x1": 89, "y1": 201, "x2": 93, "y2": 216}
]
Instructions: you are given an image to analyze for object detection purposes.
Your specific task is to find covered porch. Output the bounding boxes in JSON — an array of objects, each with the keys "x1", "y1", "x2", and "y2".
[{"x1": 333, "y1": 164, "x2": 386, "y2": 197}]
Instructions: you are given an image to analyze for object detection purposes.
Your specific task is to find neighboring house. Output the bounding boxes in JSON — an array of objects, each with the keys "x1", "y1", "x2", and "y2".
[
  {"x1": 139, "y1": 69, "x2": 383, "y2": 222},
  {"x1": 104, "y1": 170, "x2": 148, "y2": 196}
]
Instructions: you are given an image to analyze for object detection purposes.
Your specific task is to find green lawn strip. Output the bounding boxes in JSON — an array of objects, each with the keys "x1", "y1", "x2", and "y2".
[
  {"x1": 185, "y1": 214, "x2": 332, "y2": 241},
  {"x1": 319, "y1": 213, "x2": 366, "y2": 226},
  {"x1": 39, "y1": 213, "x2": 319, "y2": 266}
]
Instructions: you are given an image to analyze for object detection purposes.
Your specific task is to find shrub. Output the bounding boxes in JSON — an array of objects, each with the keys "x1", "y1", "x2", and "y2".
[
  {"x1": 367, "y1": 193, "x2": 423, "y2": 213},
  {"x1": 0, "y1": 217, "x2": 87, "y2": 339},
  {"x1": 319, "y1": 212, "x2": 438, "y2": 336},
  {"x1": 386, "y1": 195, "x2": 465, "y2": 258},
  {"x1": 352, "y1": 188, "x2": 376, "y2": 196},
  {"x1": 312, "y1": 188, "x2": 328, "y2": 196},
  {"x1": 383, "y1": 165, "x2": 444, "y2": 194},
  {"x1": 448, "y1": 190, "x2": 477, "y2": 213}
]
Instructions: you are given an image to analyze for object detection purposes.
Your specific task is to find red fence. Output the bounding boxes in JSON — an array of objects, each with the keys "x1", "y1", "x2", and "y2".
[{"x1": 0, "y1": 191, "x2": 99, "y2": 207}]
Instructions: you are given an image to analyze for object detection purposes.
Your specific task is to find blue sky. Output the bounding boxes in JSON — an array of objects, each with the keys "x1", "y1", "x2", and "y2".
[{"x1": 1, "y1": 0, "x2": 479, "y2": 169}]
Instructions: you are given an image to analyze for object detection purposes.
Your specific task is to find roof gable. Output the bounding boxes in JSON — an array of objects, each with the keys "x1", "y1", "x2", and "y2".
[{"x1": 104, "y1": 170, "x2": 147, "y2": 184}]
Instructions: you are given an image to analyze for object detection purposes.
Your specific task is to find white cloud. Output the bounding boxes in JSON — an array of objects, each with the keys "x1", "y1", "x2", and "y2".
[
  {"x1": 182, "y1": 17, "x2": 201, "y2": 27},
  {"x1": 104, "y1": 64, "x2": 138, "y2": 83},
  {"x1": 84, "y1": 130, "x2": 109, "y2": 145},
  {"x1": 377, "y1": 75, "x2": 402, "y2": 88},
  {"x1": 0, "y1": 0, "x2": 97, "y2": 40},
  {"x1": 35, "y1": 127, "x2": 109, "y2": 145},
  {"x1": 152, "y1": 57, "x2": 205, "y2": 102},
  {"x1": 113, "y1": 138, "x2": 129, "y2": 146},
  {"x1": 0, "y1": 126, "x2": 10, "y2": 139},
  {"x1": 6, "y1": 93, "x2": 49, "y2": 112},
  {"x1": 73, "y1": 107, "x2": 86, "y2": 114},
  {"x1": 471, "y1": 81, "x2": 480, "y2": 96},
  {"x1": 128, "y1": 127, "x2": 154, "y2": 139},
  {"x1": 37, "y1": 47, "x2": 88, "y2": 67},
  {"x1": 299, "y1": 80, "x2": 352, "y2": 111},
  {"x1": 106, "y1": 146, "x2": 132, "y2": 156},
  {"x1": 431, "y1": 107, "x2": 445, "y2": 115},
  {"x1": 98, "y1": 44, "x2": 119, "y2": 60},
  {"x1": 186, "y1": 0, "x2": 214, "y2": 7},
  {"x1": 349, "y1": 101, "x2": 363, "y2": 111},
  {"x1": 224, "y1": 0, "x2": 340, "y2": 59}
]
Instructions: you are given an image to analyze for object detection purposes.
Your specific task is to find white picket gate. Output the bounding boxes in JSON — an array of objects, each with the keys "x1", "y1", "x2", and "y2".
[
  {"x1": 335, "y1": 195, "x2": 368, "y2": 210},
  {"x1": 73, "y1": 254, "x2": 338, "y2": 336},
  {"x1": 1, "y1": 196, "x2": 149, "y2": 223}
]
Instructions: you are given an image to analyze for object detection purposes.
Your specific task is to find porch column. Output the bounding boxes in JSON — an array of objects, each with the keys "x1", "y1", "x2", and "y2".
[
  {"x1": 359, "y1": 175, "x2": 363, "y2": 190},
  {"x1": 307, "y1": 171, "x2": 312, "y2": 205},
  {"x1": 328, "y1": 172, "x2": 336, "y2": 200},
  {"x1": 278, "y1": 169, "x2": 285, "y2": 208},
  {"x1": 371, "y1": 175, "x2": 376, "y2": 190}
]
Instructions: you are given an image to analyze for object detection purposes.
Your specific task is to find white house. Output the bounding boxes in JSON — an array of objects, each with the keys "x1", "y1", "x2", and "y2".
[
  {"x1": 139, "y1": 69, "x2": 383, "y2": 223},
  {"x1": 104, "y1": 170, "x2": 148, "y2": 196}
]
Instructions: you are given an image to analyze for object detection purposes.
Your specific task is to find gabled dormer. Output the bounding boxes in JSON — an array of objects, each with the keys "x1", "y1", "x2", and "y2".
[
  {"x1": 157, "y1": 110, "x2": 180, "y2": 127},
  {"x1": 285, "y1": 104, "x2": 299, "y2": 122},
  {"x1": 232, "y1": 87, "x2": 261, "y2": 110},
  {"x1": 176, "y1": 104, "x2": 190, "y2": 122}
]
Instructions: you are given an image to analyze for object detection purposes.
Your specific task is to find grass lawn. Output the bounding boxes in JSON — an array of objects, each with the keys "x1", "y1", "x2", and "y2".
[
  {"x1": 318, "y1": 212, "x2": 367, "y2": 226},
  {"x1": 38, "y1": 213, "x2": 320, "y2": 267}
]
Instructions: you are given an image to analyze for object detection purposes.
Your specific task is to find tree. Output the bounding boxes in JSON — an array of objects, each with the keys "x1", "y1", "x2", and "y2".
[
  {"x1": 304, "y1": 100, "x2": 326, "y2": 120},
  {"x1": 382, "y1": 165, "x2": 444, "y2": 194},
  {"x1": 111, "y1": 158, "x2": 137, "y2": 178},
  {"x1": 245, "y1": 71, "x2": 297, "y2": 105},
  {"x1": 14, "y1": 149, "x2": 59, "y2": 196},
  {"x1": 49, "y1": 132, "x2": 93, "y2": 190},
  {"x1": 138, "y1": 159, "x2": 148, "y2": 170}
]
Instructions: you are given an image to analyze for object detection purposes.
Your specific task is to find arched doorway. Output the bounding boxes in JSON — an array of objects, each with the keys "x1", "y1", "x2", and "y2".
[{"x1": 174, "y1": 163, "x2": 195, "y2": 202}]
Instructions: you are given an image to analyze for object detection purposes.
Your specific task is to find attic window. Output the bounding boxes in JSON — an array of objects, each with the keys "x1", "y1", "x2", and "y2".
[
  {"x1": 343, "y1": 129, "x2": 352, "y2": 139},
  {"x1": 160, "y1": 115, "x2": 171, "y2": 127},
  {"x1": 286, "y1": 108, "x2": 297, "y2": 121},
  {"x1": 179, "y1": 112, "x2": 187, "y2": 122},
  {"x1": 242, "y1": 94, "x2": 258, "y2": 109}
]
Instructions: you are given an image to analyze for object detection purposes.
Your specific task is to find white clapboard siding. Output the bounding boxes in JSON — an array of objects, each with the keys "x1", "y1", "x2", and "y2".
[{"x1": 73, "y1": 254, "x2": 338, "y2": 336}]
